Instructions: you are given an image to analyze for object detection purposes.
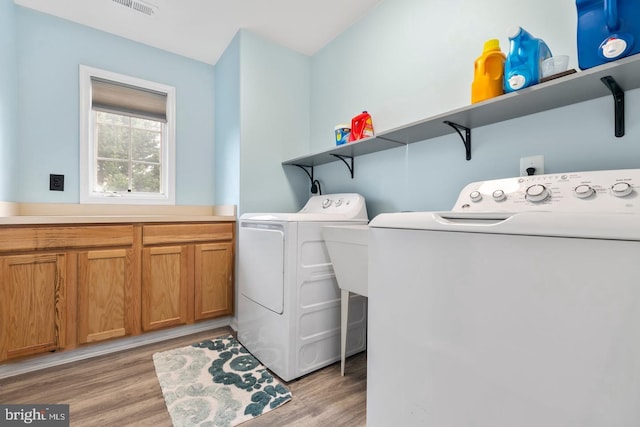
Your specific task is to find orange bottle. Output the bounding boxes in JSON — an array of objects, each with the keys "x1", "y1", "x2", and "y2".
[{"x1": 471, "y1": 39, "x2": 506, "y2": 104}]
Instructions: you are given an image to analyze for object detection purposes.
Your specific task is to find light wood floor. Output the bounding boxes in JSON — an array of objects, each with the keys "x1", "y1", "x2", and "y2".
[{"x1": 0, "y1": 327, "x2": 367, "y2": 426}]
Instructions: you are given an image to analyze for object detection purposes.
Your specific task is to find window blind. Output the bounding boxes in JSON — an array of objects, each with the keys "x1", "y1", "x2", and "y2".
[{"x1": 91, "y1": 77, "x2": 168, "y2": 122}]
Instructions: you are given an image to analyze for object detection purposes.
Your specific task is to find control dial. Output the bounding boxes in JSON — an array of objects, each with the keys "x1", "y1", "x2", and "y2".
[
  {"x1": 611, "y1": 182, "x2": 633, "y2": 197},
  {"x1": 492, "y1": 189, "x2": 506, "y2": 202},
  {"x1": 525, "y1": 184, "x2": 550, "y2": 202},
  {"x1": 322, "y1": 198, "x2": 332, "y2": 208},
  {"x1": 334, "y1": 199, "x2": 343, "y2": 207},
  {"x1": 574, "y1": 184, "x2": 595, "y2": 199},
  {"x1": 469, "y1": 191, "x2": 482, "y2": 202}
]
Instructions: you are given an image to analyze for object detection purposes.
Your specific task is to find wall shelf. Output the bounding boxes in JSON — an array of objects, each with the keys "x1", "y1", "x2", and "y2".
[
  {"x1": 283, "y1": 54, "x2": 640, "y2": 175},
  {"x1": 283, "y1": 136, "x2": 405, "y2": 167}
]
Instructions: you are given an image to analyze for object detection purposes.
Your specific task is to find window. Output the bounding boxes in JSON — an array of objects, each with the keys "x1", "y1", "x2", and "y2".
[{"x1": 79, "y1": 65, "x2": 176, "y2": 204}]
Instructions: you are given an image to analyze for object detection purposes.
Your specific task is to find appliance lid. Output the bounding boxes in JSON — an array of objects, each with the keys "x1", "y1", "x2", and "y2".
[
  {"x1": 241, "y1": 193, "x2": 368, "y2": 222},
  {"x1": 369, "y1": 210, "x2": 640, "y2": 240},
  {"x1": 240, "y1": 212, "x2": 368, "y2": 222},
  {"x1": 370, "y1": 169, "x2": 640, "y2": 239}
]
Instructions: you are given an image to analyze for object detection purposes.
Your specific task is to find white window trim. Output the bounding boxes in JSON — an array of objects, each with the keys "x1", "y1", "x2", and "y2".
[{"x1": 79, "y1": 65, "x2": 176, "y2": 205}]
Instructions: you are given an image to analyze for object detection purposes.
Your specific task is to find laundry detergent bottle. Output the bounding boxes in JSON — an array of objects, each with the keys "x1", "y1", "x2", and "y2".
[
  {"x1": 349, "y1": 111, "x2": 374, "y2": 142},
  {"x1": 471, "y1": 39, "x2": 506, "y2": 103},
  {"x1": 504, "y1": 27, "x2": 552, "y2": 92},
  {"x1": 576, "y1": 0, "x2": 640, "y2": 69}
]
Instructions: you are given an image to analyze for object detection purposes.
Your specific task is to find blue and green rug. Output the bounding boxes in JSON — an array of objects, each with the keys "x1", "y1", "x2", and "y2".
[{"x1": 153, "y1": 335, "x2": 292, "y2": 427}]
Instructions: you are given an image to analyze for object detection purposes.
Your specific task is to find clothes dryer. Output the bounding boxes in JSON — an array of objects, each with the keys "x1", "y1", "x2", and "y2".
[{"x1": 238, "y1": 194, "x2": 368, "y2": 381}]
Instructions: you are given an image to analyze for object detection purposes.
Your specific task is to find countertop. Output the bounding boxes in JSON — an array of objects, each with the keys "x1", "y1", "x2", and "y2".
[
  {"x1": 0, "y1": 202, "x2": 236, "y2": 225},
  {"x1": 0, "y1": 215, "x2": 236, "y2": 225}
]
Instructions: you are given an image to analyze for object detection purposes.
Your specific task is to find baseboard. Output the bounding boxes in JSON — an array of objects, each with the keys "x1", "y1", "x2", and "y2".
[
  {"x1": 0, "y1": 317, "x2": 232, "y2": 380},
  {"x1": 229, "y1": 316, "x2": 238, "y2": 332}
]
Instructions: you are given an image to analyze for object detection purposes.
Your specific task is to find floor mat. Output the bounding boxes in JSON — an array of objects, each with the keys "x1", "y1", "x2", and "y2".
[{"x1": 153, "y1": 335, "x2": 292, "y2": 427}]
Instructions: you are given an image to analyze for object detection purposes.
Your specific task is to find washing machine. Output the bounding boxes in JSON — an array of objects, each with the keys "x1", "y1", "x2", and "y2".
[
  {"x1": 238, "y1": 193, "x2": 368, "y2": 382},
  {"x1": 368, "y1": 169, "x2": 640, "y2": 427}
]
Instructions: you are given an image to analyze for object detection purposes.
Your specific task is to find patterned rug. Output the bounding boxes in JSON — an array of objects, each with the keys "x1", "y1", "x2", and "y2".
[{"x1": 153, "y1": 335, "x2": 292, "y2": 427}]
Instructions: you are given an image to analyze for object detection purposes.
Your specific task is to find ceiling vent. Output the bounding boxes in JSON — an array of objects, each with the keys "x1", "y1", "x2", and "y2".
[{"x1": 112, "y1": 0, "x2": 158, "y2": 16}]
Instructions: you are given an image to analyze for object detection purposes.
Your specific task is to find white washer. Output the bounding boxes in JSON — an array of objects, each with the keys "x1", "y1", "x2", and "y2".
[
  {"x1": 368, "y1": 169, "x2": 640, "y2": 427},
  {"x1": 238, "y1": 193, "x2": 368, "y2": 381}
]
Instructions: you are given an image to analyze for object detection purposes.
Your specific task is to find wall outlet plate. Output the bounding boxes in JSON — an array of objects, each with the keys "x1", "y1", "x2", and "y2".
[
  {"x1": 50, "y1": 174, "x2": 64, "y2": 191},
  {"x1": 520, "y1": 155, "x2": 544, "y2": 176}
]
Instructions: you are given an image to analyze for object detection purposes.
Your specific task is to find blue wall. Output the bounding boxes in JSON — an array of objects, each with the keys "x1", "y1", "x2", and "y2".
[
  {"x1": 8, "y1": 1, "x2": 640, "y2": 215},
  {"x1": 303, "y1": 0, "x2": 640, "y2": 217},
  {"x1": 215, "y1": 33, "x2": 241, "y2": 209},
  {"x1": 14, "y1": 7, "x2": 216, "y2": 204},
  {"x1": 214, "y1": 30, "x2": 310, "y2": 215},
  {"x1": 237, "y1": 30, "x2": 311, "y2": 215},
  {"x1": 0, "y1": 1, "x2": 17, "y2": 201}
]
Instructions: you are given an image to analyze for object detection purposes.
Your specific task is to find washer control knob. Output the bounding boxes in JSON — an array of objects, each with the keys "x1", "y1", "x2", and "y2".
[
  {"x1": 322, "y1": 198, "x2": 332, "y2": 208},
  {"x1": 526, "y1": 184, "x2": 550, "y2": 202},
  {"x1": 334, "y1": 198, "x2": 343, "y2": 207},
  {"x1": 469, "y1": 191, "x2": 482, "y2": 202},
  {"x1": 611, "y1": 182, "x2": 633, "y2": 197},
  {"x1": 492, "y1": 189, "x2": 506, "y2": 202},
  {"x1": 574, "y1": 184, "x2": 595, "y2": 199}
]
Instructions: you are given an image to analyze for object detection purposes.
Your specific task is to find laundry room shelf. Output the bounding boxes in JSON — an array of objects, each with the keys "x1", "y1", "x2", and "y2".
[
  {"x1": 282, "y1": 136, "x2": 404, "y2": 167},
  {"x1": 283, "y1": 53, "x2": 640, "y2": 174}
]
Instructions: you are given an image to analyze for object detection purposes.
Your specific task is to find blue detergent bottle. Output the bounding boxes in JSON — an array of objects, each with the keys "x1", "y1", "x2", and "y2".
[
  {"x1": 576, "y1": 0, "x2": 640, "y2": 70},
  {"x1": 504, "y1": 27, "x2": 552, "y2": 93}
]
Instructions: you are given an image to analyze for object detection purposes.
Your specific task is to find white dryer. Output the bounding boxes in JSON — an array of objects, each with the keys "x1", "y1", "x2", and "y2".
[
  {"x1": 368, "y1": 169, "x2": 640, "y2": 427},
  {"x1": 238, "y1": 193, "x2": 368, "y2": 381}
]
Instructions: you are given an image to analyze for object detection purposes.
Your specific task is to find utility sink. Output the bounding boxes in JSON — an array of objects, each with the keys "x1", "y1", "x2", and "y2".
[
  {"x1": 324, "y1": 224, "x2": 369, "y2": 376},
  {"x1": 323, "y1": 225, "x2": 369, "y2": 297}
]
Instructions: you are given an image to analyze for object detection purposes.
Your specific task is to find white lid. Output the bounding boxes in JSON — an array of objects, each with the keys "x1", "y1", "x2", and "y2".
[{"x1": 506, "y1": 26, "x2": 522, "y2": 39}]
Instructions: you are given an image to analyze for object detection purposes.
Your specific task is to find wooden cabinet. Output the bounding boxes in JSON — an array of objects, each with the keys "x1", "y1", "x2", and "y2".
[
  {"x1": 141, "y1": 223, "x2": 234, "y2": 331},
  {"x1": 142, "y1": 245, "x2": 190, "y2": 330},
  {"x1": 0, "y1": 225, "x2": 136, "y2": 357},
  {"x1": 0, "y1": 220, "x2": 234, "y2": 364},
  {"x1": 0, "y1": 253, "x2": 66, "y2": 361},
  {"x1": 194, "y1": 242, "x2": 233, "y2": 320},
  {"x1": 77, "y1": 248, "x2": 136, "y2": 344}
]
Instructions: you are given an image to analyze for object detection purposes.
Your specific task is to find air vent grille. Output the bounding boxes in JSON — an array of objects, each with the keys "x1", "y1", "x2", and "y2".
[{"x1": 112, "y1": 0, "x2": 157, "y2": 16}]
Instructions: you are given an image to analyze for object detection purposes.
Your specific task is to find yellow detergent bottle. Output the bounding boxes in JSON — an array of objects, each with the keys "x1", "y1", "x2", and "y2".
[{"x1": 471, "y1": 39, "x2": 506, "y2": 103}]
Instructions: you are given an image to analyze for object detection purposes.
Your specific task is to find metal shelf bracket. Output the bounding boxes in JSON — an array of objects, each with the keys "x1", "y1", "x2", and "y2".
[
  {"x1": 293, "y1": 164, "x2": 314, "y2": 182},
  {"x1": 601, "y1": 75, "x2": 625, "y2": 137},
  {"x1": 443, "y1": 120, "x2": 472, "y2": 160},
  {"x1": 330, "y1": 154, "x2": 355, "y2": 179}
]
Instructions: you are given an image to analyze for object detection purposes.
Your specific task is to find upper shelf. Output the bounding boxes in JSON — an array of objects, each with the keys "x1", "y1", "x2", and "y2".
[{"x1": 283, "y1": 53, "x2": 640, "y2": 167}]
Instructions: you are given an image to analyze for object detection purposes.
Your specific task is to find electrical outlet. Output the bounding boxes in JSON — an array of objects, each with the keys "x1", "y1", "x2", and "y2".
[
  {"x1": 50, "y1": 174, "x2": 64, "y2": 191},
  {"x1": 520, "y1": 155, "x2": 544, "y2": 176}
]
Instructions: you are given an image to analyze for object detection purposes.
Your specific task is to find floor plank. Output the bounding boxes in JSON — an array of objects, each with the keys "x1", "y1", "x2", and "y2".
[{"x1": 0, "y1": 327, "x2": 366, "y2": 426}]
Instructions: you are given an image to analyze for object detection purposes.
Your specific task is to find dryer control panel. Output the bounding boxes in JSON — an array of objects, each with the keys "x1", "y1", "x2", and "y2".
[
  {"x1": 453, "y1": 169, "x2": 640, "y2": 213},
  {"x1": 299, "y1": 193, "x2": 368, "y2": 219}
]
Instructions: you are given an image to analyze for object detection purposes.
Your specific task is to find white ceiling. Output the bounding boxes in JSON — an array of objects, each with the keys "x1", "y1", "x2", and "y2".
[{"x1": 14, "y1": 0, "x2": 383, "y2": 65}]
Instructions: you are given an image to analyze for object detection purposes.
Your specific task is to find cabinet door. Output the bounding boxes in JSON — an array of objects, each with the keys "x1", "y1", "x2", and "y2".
[
  {"x1": 142, "y1": 245, "x2": 189, "y2": 331},
  {"x1": 77, "y1": 249, "x2": 134, "y2": 344},
  {"x1": 0, "y1": 253, "x2": 66, "y2": 361},
  {"x1": 194, "y1": 242, "x2": 233, "y2": 320}
]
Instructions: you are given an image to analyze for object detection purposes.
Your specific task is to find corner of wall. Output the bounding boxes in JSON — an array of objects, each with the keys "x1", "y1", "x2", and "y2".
[
  {"x1": 214, "y1": 30, "x2": 242, "y2": 209},
  {"x1": 237, "y1": 30, "x2": 311, "y2": 215}
]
